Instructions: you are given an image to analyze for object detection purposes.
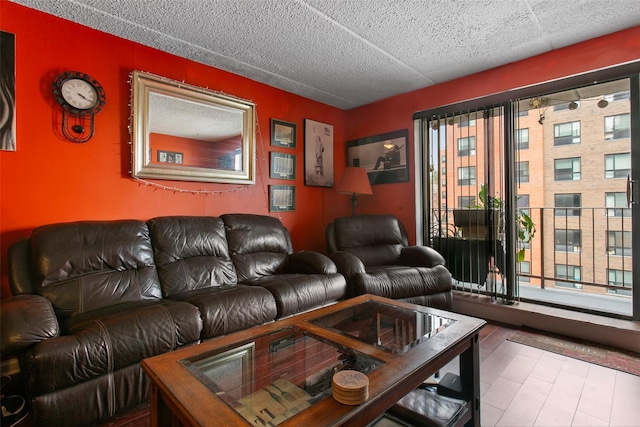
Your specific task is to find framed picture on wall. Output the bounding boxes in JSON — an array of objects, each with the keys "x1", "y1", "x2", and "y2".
[
  {"x1": 157, "y1": 150, "x2": 183, "y2": 164},
  {"x1": 270, "y1": 152, "x2": 296, "y2": 180},
  {"x1": 269, "y1": 185, "x2": 296, "y2": 212},
  {"x1": 0, "y1": 31, "x2": 16, "y2": 151},
  {"x1": 304, "y1": 119, "x2": 334, "y2": 187},
  {"x1": 271, "y1": 119, "x2": 297, "y2": 149},
  {"x1": 346, "y1": 129, "x2": 409, "y2": 185}
]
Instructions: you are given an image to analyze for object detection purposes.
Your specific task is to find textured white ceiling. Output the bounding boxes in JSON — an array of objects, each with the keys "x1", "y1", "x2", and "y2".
[{"x1": 12, "y1": 0, "x2": 640, "y2": 109}]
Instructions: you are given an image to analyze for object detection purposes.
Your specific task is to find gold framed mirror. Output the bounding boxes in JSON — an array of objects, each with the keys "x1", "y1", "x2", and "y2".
[{"x1": 130, "y1": 71, "x2": 255, "y2": 184}]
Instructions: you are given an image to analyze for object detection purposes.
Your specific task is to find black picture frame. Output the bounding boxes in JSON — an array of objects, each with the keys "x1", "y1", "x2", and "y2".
[
  {"x1": 271, "y1": 119, "x2": 297, "y2": 149},
  {"x1": 270, "y1": 152, "x2": 296, "y2": 180},
  {"x1": 157, "y1": 150, "x2": 183, "y2": 164},
  {"x1": 269, "y1": 185, "x2": 296, "y2": 212},
  {"x1": 346, "y1": 129, "x2": 409, "y2": 185}
]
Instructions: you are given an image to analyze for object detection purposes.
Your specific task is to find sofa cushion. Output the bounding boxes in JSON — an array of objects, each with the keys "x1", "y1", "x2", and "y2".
[
  {"x1": 148, "y1": 216, "x2": 237, "y2": 296},
  {"x1": 332, "y1": 215, "x2": 407, "y2": 265},
  {"x1": 221, "y1": 214, "x2": 292, "y2": 281},
  {"x1": 30, "y1": 220, "x2": 162, "y2": 318},
  {"x1": 167, "y1": 285, "x2": 277, "y2": 338},
  {"x1": 245, "y1": 274, "x2": 346, "y2": 318},
  {"x1": 355, "y1": 265, "x2": 452, "y2": 302},
  {"x1": 21, "y1": 300, "x2": 201, "y2": 396}
]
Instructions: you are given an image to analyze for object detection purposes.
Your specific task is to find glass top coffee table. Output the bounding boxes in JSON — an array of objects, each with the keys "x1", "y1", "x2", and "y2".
[{"x1": 142, "y1": 294, "x2": 485, "y2": 427}]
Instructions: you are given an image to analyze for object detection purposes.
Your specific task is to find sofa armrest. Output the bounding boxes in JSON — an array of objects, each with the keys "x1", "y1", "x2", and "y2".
[
  {"x1": 288, "y1": 251, "x2": 338, "y2": 274},
  {"x1": 401, "y1": 246, "x2": 446, "y2": 268},
  {"x1": 1, "y1": 295, "x2": 59, "y2": 357},
  {"x1": 330, "y1": 251, "x2": 366, "y2": 278}
]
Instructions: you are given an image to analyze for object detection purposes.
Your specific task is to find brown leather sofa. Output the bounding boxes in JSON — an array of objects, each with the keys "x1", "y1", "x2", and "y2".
[
  {"x1": 1, "y1": 214, "x2": 346, "y2": 427},
  {"x1": 326, "y1": 214, "x2": 452, "y2": 309}
]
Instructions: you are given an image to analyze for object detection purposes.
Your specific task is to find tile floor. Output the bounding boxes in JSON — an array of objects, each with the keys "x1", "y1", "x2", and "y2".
[{"x1": 440, "y1": 323, "x2": 640, "y2": 427}]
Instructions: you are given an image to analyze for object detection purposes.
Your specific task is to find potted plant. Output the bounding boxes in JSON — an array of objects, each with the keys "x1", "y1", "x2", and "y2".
[{"x1": 454, "y1": 184, "x2": 536, "y2": 262}]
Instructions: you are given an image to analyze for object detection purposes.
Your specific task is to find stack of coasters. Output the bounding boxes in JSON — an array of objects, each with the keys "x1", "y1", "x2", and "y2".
[{"x1": 332, "y1": 370, "x2": 369, "y2": 405}]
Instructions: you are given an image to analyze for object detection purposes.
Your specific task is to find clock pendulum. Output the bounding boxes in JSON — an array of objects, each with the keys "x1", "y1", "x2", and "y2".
[{"x1": 52, "y1": 71, "x2": 106, "y2": 143}]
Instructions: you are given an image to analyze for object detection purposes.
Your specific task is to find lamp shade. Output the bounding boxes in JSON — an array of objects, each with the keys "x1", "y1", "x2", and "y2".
[{"x1": 336, "y1": 167, "x2": 372, "y2": 196}]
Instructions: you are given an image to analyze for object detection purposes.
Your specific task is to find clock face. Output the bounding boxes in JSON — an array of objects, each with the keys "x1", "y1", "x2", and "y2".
[
  {"x1": 52, "y1": 71, "x2": 106, "y2": 115},
  {"x1": 61, "y1": 78, "x2": 98, "y2": 110}
]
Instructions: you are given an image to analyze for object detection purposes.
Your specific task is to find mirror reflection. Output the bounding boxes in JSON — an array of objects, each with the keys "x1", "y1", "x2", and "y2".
[{"x1": 131, "y1": 71, "x2": 255, "y2": 183}]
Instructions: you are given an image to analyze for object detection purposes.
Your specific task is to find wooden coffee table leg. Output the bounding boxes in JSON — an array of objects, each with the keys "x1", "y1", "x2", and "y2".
[{"x1": 459, "y1": 333, "x2": 481, "y2": 427}]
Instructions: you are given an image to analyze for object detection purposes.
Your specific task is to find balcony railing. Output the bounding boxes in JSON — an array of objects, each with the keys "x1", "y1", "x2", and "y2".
[{"x1": 430, "y1": 207, "x2": 633, "y2": 317}]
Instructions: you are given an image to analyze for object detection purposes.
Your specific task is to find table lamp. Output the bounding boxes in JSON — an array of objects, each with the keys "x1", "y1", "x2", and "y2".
[{"x1": 335, "y1": 167, "x2": 373, "y2": 215}]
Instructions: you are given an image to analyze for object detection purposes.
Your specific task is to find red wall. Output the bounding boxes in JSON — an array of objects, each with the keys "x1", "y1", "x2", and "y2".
[
  {"x1": 343, "y1": 26, "x2": 640, "y2": 241},
  {"x1": 0, "y1": 1, "x2": 348, "y2": 297},
  {"x1": 1, "y1": 0, "x2": 639, "y2": 298}
]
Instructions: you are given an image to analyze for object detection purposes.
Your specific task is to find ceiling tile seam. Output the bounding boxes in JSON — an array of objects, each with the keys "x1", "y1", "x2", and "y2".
[
  {"x1": 297, "y1": 0, "x2": 435, "y2": 85},
  {"x1": 56, "y1": 0, "x2": 357, "y2": 108}
]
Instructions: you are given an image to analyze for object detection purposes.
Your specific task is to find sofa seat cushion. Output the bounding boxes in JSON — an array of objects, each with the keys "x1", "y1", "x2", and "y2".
[
  {"x1": 356, "y1": 265, "x2": 452, "y2": 303},
  {"x1": 244, "y1": 273, "x2": 347, "y2": 318},
  {"x1": 21, "y1": 300, "x2": 202, "y2": 396},
  {"x1": 168, "y1": 285, "x2": 277, "y2": 339}
]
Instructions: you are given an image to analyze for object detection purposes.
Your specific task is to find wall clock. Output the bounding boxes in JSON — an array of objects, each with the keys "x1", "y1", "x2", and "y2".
[{"x1": 52, "y1": 71, "x2": 106, "y2": 143}]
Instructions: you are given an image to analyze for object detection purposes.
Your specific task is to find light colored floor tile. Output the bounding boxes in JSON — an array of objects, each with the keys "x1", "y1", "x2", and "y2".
[
  {"x1": 561, "y1": 356, "x2": 591, "y2": 378},
  {"x1": 516, "y1": 344, "x2": 544, "y2": 360},
  {"x1": 529, "y1": 354, "x2": 564, "y2": 384},
  {"x1": 576, "y1": 364, "x2": 616, "y2": 423},
  {"x1": 496, "y1": 376, "x2": 552, "y2": 426},
  {"x1": 500, "y1": 354, "x2": 538, "y2": 384},
  {"x1": 480, "y1": 341, "x2": 523, "y2": 385},
  {"x1": 610, "y1": 371, "x2": 640, "y2": 426},
  {"x1": 534, "y1": 371, "x2": 585, "y2": 427},
  {"x1": 482, "y1": 377, "x2": 522, "y2": 411},
  {"x1": 572, "y1": 411, "x2": 609, "y2": 426},
  {"x1": 480, "y1": 380, "x2": 490, "y2": 397},
  {"x1": 481, "y1": 402, "x2": 504, "y2": 427}
]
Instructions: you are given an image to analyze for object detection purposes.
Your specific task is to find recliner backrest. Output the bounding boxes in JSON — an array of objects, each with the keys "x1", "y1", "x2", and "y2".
[
  {"x1": 28, "y1": 220, "x2": 162, "y2": 319},
  {"x1": 330, "y1": 215, "x2": 409, "y2": 266},
  {"x1": 148, "y1": 216, "x2": 238, "y2": 297},
  {"x1": 221, "y1": 214, "x2": 292, "y2": 282}
]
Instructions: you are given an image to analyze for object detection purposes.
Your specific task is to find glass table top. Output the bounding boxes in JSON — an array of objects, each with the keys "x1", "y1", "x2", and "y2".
[
  {"x1": 310, "y1": 300, "x2": 455, "y2": 354},
  {"x1": 180, "y1": 327, "x2": 383, "y2": 426}
]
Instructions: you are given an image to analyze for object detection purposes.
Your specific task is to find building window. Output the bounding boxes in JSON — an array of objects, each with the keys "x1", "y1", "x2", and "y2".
[
  {"x1": 606, "y1": 192, "x2": 631, "y2": 217},
  {"x1": 607, "y1": 268, "x2": 632, "y2": 296},
  {"x1": 605, "y1": 91, "x2": 630, "y2": 102},
  {"x1": 516, "y1": 161, "x2": 529, "y2": 183},
  {"x1": 555, "y1": 229, "x2": 581, "y2": 252},
  {"x1": 457, "y1": 166, "x2": 476, "y2": 186},
  {"x1": 518, "y1": 261, "x2": 530, "y2": 283},
  {"x1": 517, "y1": 194, "x2": 530, "y2": 216},
  {"x1": 458, "y1": 196, "x2": 476, "y2": 208},
  {"x1": 604, "y1": 113, "x2": 630, "y2": 140},
  {"x1": 604, "y1": 153, "x2": 630, "y2": 179},
  {"x1": 458, "y1": 118, "x2": 476, "y2": 128},
  {"x1": 554, "y1": 157, "x2": 581, "y2": 181},
  {"x1": 553, "y1": 102, "x2": 579, "y2": 112},
  {"x1": 554, "y1": 121, "x2": 580, "y2": 146},
  {"x1": 554, "y1": 193, "x2": 581, "y2": 217},
  {"x1": 457, "y1": 137, "x2": 476, "y2": 156},
  {"x1": 516, "y1": 128, "x2": 529, "y2": 150},
  {"x1": 606, "y1": 231, "x2": 632, "y2": 256},
  {"x1": 555, "y1": 264, "x2": 582, "y2": 289}
]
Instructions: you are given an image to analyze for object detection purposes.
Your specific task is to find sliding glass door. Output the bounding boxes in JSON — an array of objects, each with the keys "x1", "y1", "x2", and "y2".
[{"x1": 415, "y1": 70, "x2": 639, "y2": 320}]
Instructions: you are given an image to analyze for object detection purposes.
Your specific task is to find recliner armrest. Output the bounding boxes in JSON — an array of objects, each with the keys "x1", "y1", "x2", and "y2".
[
  {"x1": 330, "y1": 251, "x2": 366, "y2": 278},
  {"x1": 401, "y1": 245, "x2": 446, "y2": 268},
  {"x1": 1, "y1": 295, "x2": 59, "y2": 357},
  {"x1": 288, "y1": 251, "x2": 338, "y2": 274}
]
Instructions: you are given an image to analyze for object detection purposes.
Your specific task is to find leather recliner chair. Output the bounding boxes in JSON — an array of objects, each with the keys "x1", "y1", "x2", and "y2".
[{"x1": 326, "y1": 214, "x2": 452, "y2": 310}]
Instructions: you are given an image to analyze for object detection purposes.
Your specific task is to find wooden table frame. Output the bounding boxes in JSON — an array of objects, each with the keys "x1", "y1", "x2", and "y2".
[{"x1": 142, "y1": 294, "x2": 485, "y2": 427}]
